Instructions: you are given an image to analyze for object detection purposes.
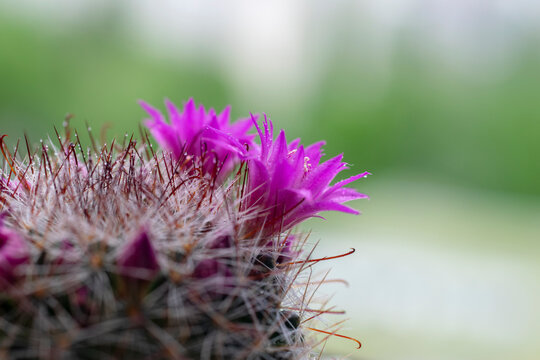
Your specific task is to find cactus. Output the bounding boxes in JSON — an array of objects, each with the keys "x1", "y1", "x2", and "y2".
[{"x1": 0, "y1": 99, "x2": 369, "y2": 359}]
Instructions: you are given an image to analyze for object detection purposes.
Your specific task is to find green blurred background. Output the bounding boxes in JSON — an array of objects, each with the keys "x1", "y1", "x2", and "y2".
[{"x1": 1, "y1": 1, "x2": 539, "y2": 359}]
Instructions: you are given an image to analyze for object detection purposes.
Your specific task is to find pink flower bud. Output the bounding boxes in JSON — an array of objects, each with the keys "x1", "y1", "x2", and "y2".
[
  {"x1": 209, "y1": 235, "x2": 232, "y2": 249},
  {"x1": 0, "y1": 219, "x2": 29, "y2": 288},
  {"x1": 117, "y1": 229, "x2": 160, "y2": 281},
  {"x1": 193, "y1": 259, "x2": 231, "y2": 279}
]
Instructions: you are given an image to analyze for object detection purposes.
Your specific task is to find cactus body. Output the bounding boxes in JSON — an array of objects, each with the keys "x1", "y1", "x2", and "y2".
[{"x1": 0, "y1": 99, "x2": 368, "y2": 359}]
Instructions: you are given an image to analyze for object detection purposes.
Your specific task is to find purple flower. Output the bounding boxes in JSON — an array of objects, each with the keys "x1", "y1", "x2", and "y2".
[
  {"x1": 0, "y1": 216, "x2": 29, "y2": 288},
  {"x1": 246, "y1": 116, "x2": 370, "y2": 235},
  {"x1": 141, "y1": 98, "x2": 255, "y2": 178},
  {"x1": 117, "y1": 229, "x2": 160, "y2": 281}
]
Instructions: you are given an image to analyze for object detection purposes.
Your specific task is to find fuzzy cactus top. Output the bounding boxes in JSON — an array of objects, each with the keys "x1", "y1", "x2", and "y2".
[{"x1": 0, "y1": 99, "x2": 368, "y2": 360}]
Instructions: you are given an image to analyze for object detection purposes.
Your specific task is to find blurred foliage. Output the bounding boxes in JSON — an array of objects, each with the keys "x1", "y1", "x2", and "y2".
[
  {"x1": 0, "y1": 14, "x2": 230, "y2": 142},
  {"x1": 1, "y1": 13, "x2": 539, "y2": 196},
  {"x1": 307, "y1": 41, "x2": 540, "y2": 196}
]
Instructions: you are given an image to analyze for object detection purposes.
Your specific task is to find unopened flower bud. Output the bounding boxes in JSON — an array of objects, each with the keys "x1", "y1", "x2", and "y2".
[
  {"x1": 193, "y1": 259, "x2": 231, "y2": 279},
  {"x1": 117, "y1": 229, "x2": 160, "y2": 281},
  {"x1": 0, "y1": 219, "x2": 29, "y2": 288}
]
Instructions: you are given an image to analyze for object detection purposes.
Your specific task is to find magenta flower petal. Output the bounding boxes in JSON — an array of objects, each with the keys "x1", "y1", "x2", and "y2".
[
  {"x1": 141, "y1": 100, "x2": 183, "y2": 156},
  {"x1": 322, "y1": 187, "x2": 369, "y2": 203},
  {"x1": 287, "y1": 138, "x2": 301, "y2": 152},
  {"x1": 330, "y1": 171, "x2": 372, "y2": 190},
  {"x1": 164, "y1": 98, "x2": 183, "y2": 132},
  {"x1": 217, "y1": 105, "x2": 231, "y2": 127},
  {"x1": 267, "y1": 130, "x2": 288, "y2": 168},
  {"x1": 304, "y1": 141, "x2": 326, "y2": 165},
  {"x1": 246, "y1": 159, "x2": 271, "y2": 207},
  {"x1": 199, "y1": 126, "x2": 248, "y2": 157},
  {"x1": 302, "y1": 154, "x2": 346, "y2": 196}
]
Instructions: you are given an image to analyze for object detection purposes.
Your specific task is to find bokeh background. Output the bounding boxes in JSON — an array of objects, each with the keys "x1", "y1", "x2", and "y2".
[{"x1": 1, "y1": 1, "x2": 539, "y2": 359}]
